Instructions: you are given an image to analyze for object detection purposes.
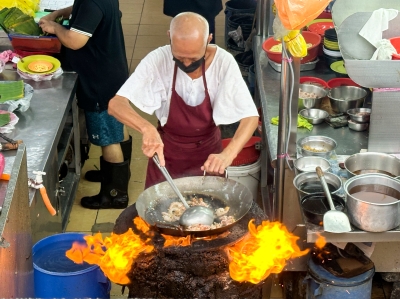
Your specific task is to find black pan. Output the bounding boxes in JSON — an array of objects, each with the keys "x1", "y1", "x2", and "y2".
[{"x1": 136, "y1": 176, "x2": 253, "y2": 237}]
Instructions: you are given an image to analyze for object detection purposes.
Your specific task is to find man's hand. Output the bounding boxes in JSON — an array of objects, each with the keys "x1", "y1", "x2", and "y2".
[
  {"x1": 201, "y1": 152, "x2": 233, "y2": 175},
  {"x1": 38, "y1": 19, "x2": 58, "y2": 35},
  {"x1": 141, "y1": 127, "x2": 165, "y2": 166}
]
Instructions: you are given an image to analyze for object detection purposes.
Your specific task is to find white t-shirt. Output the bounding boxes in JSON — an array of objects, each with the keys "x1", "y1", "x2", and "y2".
[{"x1": 117, "y1": 45, "x2": 258, "y2": 126}]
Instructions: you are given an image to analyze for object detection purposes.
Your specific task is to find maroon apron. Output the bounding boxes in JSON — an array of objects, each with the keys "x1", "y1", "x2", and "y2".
[{"x1": 145, "y1": 62, "x2": 222, "y2": 188}]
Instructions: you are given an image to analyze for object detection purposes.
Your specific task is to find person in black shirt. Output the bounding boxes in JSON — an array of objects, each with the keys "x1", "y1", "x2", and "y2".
[
  {"x1": 163, "y1": 0, "x2": 223, "y2": 44},
  {"x1": 39, "y1": 0, "x2": 131, "y2": 210}
]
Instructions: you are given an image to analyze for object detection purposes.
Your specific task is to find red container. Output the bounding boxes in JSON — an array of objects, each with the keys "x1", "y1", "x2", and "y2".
[
  {"x1": 222, "y1": 136, "x2": 261, "y2": 166},
  {"x1": 326, "y1": 78, "x2": 360, "y2": 89},
  {"x1": 300, "y1": 76, "x2": 328, "y2": 88},
  {"x1": 9, "y1": 34, "x2": 61, "y2": 53},
  {"x1": 389, "y1": 37, "x2": 400, "y2": 60},
  {"x1": 262, "y1": 31, "x2": 321, "y2": 64}
]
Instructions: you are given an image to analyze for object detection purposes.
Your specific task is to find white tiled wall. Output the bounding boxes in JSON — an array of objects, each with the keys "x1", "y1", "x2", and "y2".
[{"x1": 38, "y1": 0, "x2": 74, "y2": 11}]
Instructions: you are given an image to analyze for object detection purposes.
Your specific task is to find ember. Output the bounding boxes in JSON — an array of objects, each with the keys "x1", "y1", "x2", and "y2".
[{"x1": 228, "y1": 220, "x2": 310, "y2": 284}]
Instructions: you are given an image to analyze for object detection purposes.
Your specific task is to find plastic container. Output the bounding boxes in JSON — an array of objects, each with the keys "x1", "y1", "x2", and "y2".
[
  {"x1": 33, "y1": 233, "x2": 111, "y2": 298},
  {"x1": 389, "y1": 37, "x2": 400, "y2": 60},
  {"x1": 306, "y1": 257, "x2": 374, "y2": 298},
  {"x1": 299, "y1": 76, "x2": 328, "y2": 88},
  {"x1": 226, "y1": 158, "x2": 261, "y2": 201},
  {"x1": 326, "y1": 78, "x2": 360, "y2": 88},
  {"x1": 9, "y1": 34, "x2": 61, "y2": 53},
  {"x1": 222, "y1": 136, "x2": 261, "y2": 166},
  {"x1": 224, "y1": 0, "x2": 256, "y2": 45},
  {"x1": 262, "y1": 31, "x2": 321, "y2": 64}
]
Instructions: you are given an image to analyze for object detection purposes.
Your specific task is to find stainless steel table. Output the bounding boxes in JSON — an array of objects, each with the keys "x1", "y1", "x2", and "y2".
[
  {"x1": 254, "y1": 35, "x2": 400, "y2": 272},
  {"x1": 0, "y1": 63, "x2": 80, "y2": 243}
]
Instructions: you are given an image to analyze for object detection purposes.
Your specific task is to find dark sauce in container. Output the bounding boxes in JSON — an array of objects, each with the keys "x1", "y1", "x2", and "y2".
[{"x1": 299, "y1": 181, "x2": 337, "y2": 194}]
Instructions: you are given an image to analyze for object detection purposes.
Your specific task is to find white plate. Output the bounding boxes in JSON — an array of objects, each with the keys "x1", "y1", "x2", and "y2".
[{"x1": 323, "y1": 46, "x2": 343, "y2": 57}]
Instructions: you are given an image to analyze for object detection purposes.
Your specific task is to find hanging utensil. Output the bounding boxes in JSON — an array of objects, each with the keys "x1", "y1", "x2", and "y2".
[
  {"x1": 152, "y1": 154, "x2": 215, "y2": 227},
  {"x1": 316, "y1": 166, "x2": 352, "y2": 233}
]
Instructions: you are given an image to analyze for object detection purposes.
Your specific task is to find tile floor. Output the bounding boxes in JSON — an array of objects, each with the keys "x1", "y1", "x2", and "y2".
[{"x1": 64, "y1": 0, "x2": 393, "y2": 298}]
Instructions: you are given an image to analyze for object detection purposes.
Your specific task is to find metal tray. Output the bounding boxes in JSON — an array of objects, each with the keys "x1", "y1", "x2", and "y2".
[{"x1": 267, "y1": 58, "x2": 319, "y2": 73}]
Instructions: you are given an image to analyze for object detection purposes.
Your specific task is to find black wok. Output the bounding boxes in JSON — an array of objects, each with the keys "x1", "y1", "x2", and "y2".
[{"x1": 136, "y1": 176, "x2": 254, "y2": 237}]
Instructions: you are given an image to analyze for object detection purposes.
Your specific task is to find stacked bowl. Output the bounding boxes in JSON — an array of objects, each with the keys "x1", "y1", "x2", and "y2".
[
  {"x1": 323, "y1": 28, "x2": 342, "y2": 66},
  {"x1": 307, "y1": 19, "x2": 334, "y2": 56}
]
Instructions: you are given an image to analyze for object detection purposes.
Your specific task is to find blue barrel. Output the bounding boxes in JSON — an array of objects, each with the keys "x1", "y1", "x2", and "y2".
[
  {"x1": 33, "y1": 233, "x2": 111, "y2": 298},
  {"x1": 306, "y1": 257, "x2": 374, "y2": 298}
]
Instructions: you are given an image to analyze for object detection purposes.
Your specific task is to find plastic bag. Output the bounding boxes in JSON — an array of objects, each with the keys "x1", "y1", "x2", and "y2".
[
  {"x1": 0, "y1": 110, "x2": 18, "y2": 134},
  {"x1": 0, "y1": 82, "x2": 33, "y2": 112},
  {"x1": 273, "y1": 17, "x2": 308, "y2": 58},
  {"x1": 371, "y1": 39, "x2": 396, "y2": 60},
  {"x1": 17, "y1": 67, "x2": 63, "y2": 82},
  {"x1": 274, "y1": 0, "x2": 331, "y2": 30},
  {"x1": 0, "y1": 0, "x2": 40, "y2": 17}
]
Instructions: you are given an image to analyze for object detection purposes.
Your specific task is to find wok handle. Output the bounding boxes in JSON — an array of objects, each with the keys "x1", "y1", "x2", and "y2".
[{"x1": 152, "y1": 154, "x2": 190, "y2": 209}]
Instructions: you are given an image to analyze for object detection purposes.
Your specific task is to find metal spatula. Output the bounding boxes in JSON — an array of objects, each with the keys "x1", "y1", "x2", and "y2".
[{"x1": 316, "y1": 166, "x2": 352, "y2": 233}]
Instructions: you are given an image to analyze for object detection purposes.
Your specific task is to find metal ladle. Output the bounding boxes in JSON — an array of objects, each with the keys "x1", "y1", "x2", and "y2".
[{"x1": 152, "y1": 154, "x2": 215, "y2": 227}]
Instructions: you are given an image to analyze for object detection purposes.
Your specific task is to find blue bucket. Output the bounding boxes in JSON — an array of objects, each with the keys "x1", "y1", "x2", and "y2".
[
  {"x1": 33, "y1": 233, "x2": 111, "y2": 298},
  {"x1": 306, "y1": 257, "x2": 374, "y2": 298}
]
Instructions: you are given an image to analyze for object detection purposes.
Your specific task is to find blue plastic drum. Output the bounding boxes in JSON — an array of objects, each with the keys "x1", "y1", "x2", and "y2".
[{"x1": 33, "y1": 233, "x2": 111, "y2": 298}]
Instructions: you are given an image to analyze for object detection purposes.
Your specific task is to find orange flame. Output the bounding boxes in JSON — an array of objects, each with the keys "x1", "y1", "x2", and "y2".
[
  {"x1": 66, "y1": 217, "x2": 154, "y2": 285},
  {"x1": 315, "y1": 233, "x2": 326, "y2": 249},
  {"x1": 228, "y1": 220, "x2": 309, "y2": 284},
  {"x1": 162, "y1": 234, "x2": 192, "y2": 247}
]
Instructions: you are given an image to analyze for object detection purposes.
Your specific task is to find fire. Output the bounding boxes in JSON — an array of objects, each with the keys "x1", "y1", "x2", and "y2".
[
  {"x1": 162, "y1": 234, "x2": 192, "y2": 247},
  {"x1": 66, "y1": 217, "x2": 154, "y2": 285},
  {"x1": 315, "y1": 233, "x2": 326, "y2": 249},
  {"x1": 228, "y1": 220, "x2": 309, "y2": 284}
]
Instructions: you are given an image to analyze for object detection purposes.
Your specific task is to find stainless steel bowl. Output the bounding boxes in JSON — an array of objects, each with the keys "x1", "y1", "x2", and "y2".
[
  {"x1": 347, "y1": 108, "x2": 371, "y2": 123},
  {"x1": 344, "y1": 173, "x2": 400, "y2": 232},
  {"x1": 293, "y1": 171, "x2": 343, "y2": 199},
  {"x1": 328, "y1": 86, "x2": 367, "y2": 113},
  {"x1": 298, "y1": 84, "x2": 328, "y2": 112},
  {"x1": 293, "y1": 156, "x2": 331, "y2": 175},
  {"x1": 299, "y1": 109, "x2": 329, "y2": 125},
  {"x1": 348, "y1": 120, "x2": 369, "y2": 131},
  {"x1": 344, "y1": 152, "x2": 400, "y2": 178},
  {"x1": 297, "y1": 136, "x2": 337, "y2": 158}
]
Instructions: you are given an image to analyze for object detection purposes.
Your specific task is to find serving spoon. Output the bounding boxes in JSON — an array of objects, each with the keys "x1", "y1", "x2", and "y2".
[{"x1": 152, "y1": 154, "x2": 215, "y2": 227}]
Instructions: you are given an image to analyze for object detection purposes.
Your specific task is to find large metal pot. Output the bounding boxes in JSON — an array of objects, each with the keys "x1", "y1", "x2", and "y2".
[
  {"x1": 344, "y1": 152, "x2": 400, "y2": 178},
  {"x1": 136, "y1": 176, "x2": 253, "y2": 237},
  {"x1": 344, "y1": 174, "x2": 400, "y2": 232}
]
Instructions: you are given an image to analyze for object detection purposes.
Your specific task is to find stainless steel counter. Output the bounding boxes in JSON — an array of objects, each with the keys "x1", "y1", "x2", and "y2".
[
  {"x1": 254, "y1": 36, "x2": 369, "y2": 167},
  {"x1": 0, "y1": 60, "x2": 80, "y2": 242},
  {"x1": 254, "y1": 35, "x2": 400, "y2": 272}
]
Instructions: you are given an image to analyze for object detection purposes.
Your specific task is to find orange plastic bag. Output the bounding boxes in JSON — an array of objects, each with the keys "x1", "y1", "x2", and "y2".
[{"x1": 274, "y1": 0, "x2": 332, "y2": 30}]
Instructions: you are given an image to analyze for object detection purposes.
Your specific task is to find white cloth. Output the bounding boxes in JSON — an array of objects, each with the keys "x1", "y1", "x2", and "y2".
[
  {"x1": 359, "y1": 8, "x2": 398, "y2": 60},
  {"x1": 117, "y1": 45, "x2": 258, "y2": 126}
]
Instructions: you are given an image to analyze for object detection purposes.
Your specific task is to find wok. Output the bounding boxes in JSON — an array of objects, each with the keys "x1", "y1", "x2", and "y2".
[{"x1": 136, "y1": 176, "x2": 254, "y2": 237}]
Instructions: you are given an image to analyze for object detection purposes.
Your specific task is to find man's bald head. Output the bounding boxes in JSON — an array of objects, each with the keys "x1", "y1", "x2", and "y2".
[{"x1": 169, "y1": 12, "x2": 209, "y2": 46}]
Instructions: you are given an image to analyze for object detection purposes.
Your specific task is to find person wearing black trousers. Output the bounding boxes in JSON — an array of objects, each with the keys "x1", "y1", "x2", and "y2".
[{"x1": 163, "y1": 0, "x2": 223, "y2": 44}]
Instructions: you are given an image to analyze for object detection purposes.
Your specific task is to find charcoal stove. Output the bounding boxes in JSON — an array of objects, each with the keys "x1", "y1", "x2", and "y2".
[{"x1": 113, "y1": 202, "x2": 268, "y2": 299}]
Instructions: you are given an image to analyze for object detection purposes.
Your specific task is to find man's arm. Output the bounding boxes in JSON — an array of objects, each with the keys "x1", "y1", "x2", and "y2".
[
  {"x1": 108, "y1": 95, "x2": 166, "y2": 165},
  {"x1": 201, "y1": 116, "x2": 259, "y2": 174}
]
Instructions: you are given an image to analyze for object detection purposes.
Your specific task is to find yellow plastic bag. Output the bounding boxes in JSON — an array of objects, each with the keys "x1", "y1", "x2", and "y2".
[
  {"x1": 274, "y1": 0, "x2": 331, "y2": 30},
  {"x1": 0, "y1": 0, "x2": 39, "y2": 16},
  {"x1": 283, "y1": 30, "x2": 307, "y2": 58}
]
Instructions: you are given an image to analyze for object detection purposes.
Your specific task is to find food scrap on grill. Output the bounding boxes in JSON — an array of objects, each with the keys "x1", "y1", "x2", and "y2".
[{"x1": 162, "y1": 196, "x2": 235, "y2": 230}]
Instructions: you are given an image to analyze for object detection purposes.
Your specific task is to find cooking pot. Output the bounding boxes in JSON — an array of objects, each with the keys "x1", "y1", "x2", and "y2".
[
  {"x1": 136, "y1": 176, "x2": 253, "y2": 237},
  {"x1": 344, "y1": 174, "x2": 400, "y2": 232},
  {"x1": 344, "y1": 152, "x2": 400, "y2": 178}
]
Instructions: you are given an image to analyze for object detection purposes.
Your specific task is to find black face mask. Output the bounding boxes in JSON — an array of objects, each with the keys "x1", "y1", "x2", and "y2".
[
  {"x1": 173, "y1": 55, "x2": 204, "y2": 73},
  {"x1": 171, "y1": 42, "x2": 208, "y2": 73}
]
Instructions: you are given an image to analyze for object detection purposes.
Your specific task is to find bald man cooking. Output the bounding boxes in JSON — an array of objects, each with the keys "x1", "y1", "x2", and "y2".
[{"x1": 108, "y1": 12, "x2": 258, "y2": 188}]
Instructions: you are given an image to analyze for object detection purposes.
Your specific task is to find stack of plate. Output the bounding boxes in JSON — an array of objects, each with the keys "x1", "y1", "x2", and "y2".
[
  {"x1": 17, "y1": 55, "x2": 61, "y2": 79},
  {"x1": 323, "y1": 28, "x2": 342, "y2": 66},
  {"x1": 306, "y1": 19, "x2": 334, "y2": 57}
]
